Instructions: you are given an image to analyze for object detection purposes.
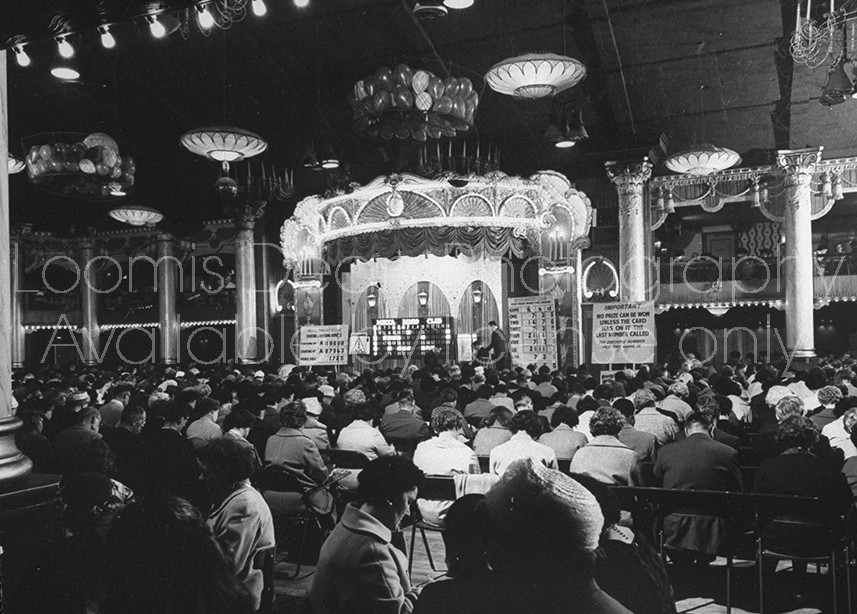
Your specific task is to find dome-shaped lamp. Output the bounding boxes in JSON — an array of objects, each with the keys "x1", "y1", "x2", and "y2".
[
  {"x1": 486, "y1": 53, "x2": 586, "y2": 100},
  {"x1": 109, "y1": 204, "x2": 164, "y2": 227},
  {"x1": 665, "y1": 144, "x2": 741, "y2": 176},
  {"x1": 180, "y1": 126, "x2": 268, "y2": 173}
]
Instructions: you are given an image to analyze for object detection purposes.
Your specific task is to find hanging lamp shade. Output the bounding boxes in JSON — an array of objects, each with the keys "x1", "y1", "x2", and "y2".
[
  {"x1": 109, "y1": 204, "x2": 164, "y2": 226},
  {"x1": 180, "y1": 126, "x2": 267, "y2": 172},
  {"x1": 485, "y1": 53, "x2": 586, "y2": 100},
  {"x1": 820, "y1": 59, "x2": 853, "y2": 106},
  {"x1": 664, "y1": 144, "x2": 741, "y2": 176},
  {"x1": 7, "y1": 153, "x2": 25, "y2": 174}
]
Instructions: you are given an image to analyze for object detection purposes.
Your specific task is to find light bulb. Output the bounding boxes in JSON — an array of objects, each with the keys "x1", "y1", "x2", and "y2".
[
  {"x1": 252, "y1": 0, "x2": 267, "y2": 16},
  {"x1": 99, "y1": 26, "x2": 116, "y2": 49},
  {"x1": 14, "y1": 47, "x2": 30, "y2": 67},
  {"x1": 294, "y1": 0, "x2": 309, "y2": 7},
  {"x1": 51, "y1": 67, "x2": 80, "y2": 80},
  {"x1": 57, "y1": 37, "x2": 74, "y2": 59},
  {"x1": 444, "y1": 0, "x2": 474, "y2": 7},
  {"x1": 197, "y1": 5, "x2": 215, "y2": 29},
  {"x1": 148, "y1": 16, "x2": 167, "y2": 38}
]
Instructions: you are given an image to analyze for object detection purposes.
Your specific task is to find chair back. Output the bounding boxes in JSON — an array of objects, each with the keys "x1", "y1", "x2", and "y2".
[
  {"x1": 253, "y1": 464, "x2": 306, "y2": 494},
  {"x1": 420, "y1": 475, "x2": 457, "y2": 501},
  {"x1": 387, "y1": 438, "x2": 418, "y2": 460},
  {"x1": 557, "y1": 458, "x2": 571, "y2": 475},
  {"x1": 322, "y1": 448, "x2": 371, "y2": 469},
  {"x1": 477, "y1": 455, "x2": 490, "y2": 473}
]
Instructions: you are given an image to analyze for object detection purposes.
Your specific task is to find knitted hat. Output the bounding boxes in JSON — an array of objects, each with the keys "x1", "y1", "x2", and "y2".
[
  {"x1": 483, "y1": 458, "x2": 603, "y2": 552},
  {"x1": 67, "y1": 391, "x2": 90, "y2": 404},
  {"x1": 343, "y1": 387, "x2": 366, "y2": 405}
]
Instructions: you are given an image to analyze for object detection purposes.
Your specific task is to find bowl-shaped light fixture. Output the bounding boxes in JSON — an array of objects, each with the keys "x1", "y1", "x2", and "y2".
[
  {"x1": 486, "y1": 53, "x2": 586, "y2": 100},
  {"x1": 109, "y1": 204, "x2": 164, "y2": 226},
  {"x1": 180, "y1": 126, "x2": 267, "y2": 172},
  {"x1": 7, "y1": 154, "x2": 25, "y2": 174},
  {"x1": 664, "y1": 144, "x2": 741, "y2": 176}
]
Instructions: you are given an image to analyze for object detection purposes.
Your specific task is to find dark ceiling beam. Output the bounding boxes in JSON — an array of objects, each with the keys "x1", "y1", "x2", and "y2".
[
  {"x1": 600, "y1": 41, "x2": 779, "y2": 72},
  {"x1": 772, "y1": 0, "x2": 798, "y2": 149}
]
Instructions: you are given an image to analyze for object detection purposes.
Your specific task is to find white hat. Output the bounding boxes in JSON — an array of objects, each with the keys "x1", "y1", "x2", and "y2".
[
  {"x1": 302, "y1": 397, "x2": 322, "y2": 416},
  {"x1": 318, "y1": 385, "x2": 335, "y2": 397},
  {"x1": 175, "y1": 371, "x2": 186, "y2": 379},
  {"x1": 254, "y1": 370, "x2": 265, "y2": 379},
  {"x1": 157, "y1": 379, "x2": 178, "y2": 392}
]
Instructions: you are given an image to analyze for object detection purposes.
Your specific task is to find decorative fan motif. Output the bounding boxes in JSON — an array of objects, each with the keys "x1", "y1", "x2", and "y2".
[
  {"x1": 499, "y1": 195, "x2": 536, "y2": 218},
  {"x1": 357, "y1": 190, "x2": 444, "y2": 224},
  {"x1": 582, "y1": 257, "x2": 619, "y2": 302},
  {"x1": 329, "y1": 207, "x2": 351, "y2": 230},
  {"x1": 450, "y1": 194, "x2": 493, "y2": 217}
]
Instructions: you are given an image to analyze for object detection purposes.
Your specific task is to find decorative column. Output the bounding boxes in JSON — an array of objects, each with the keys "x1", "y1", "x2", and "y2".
[
  {"x1": 10, "y1": 228, "x2": 26, "y2": 369},
  {"x1": 235, "y1": 202, "x2": 265, "y2": 363},
  {"x1": 78, "y1": 234, "x2": 101, "y2": 366},
  {"x1": 606, "y1": 159, "x2": 653, "y2": 303},
  {"x1": 0, "y1": 50, "x2": 33, "y2": 481},
  {"x1": 157, "y1": 233, "x2": 180, "y2": 364},
  {"x1": 777, "y1": 147, "x2": 821, "y2": 359}
]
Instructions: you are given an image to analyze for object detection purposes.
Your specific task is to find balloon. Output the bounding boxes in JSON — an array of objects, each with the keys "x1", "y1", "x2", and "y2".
[
  {"x1": 413, "y1": 125, "x2": 428, "y2": 142},
  {"x1": 434, "y1": 95, "x2": 454, "y2": 115},
  {"x1": 49, "y1": 159, "x2": 63, "y2": 172},
  {"x1": 393, "y1": 86, "x2": 414, "y2": 109},
  {"x1": 458, "y1": 77, "x2": 473, "y2": 98},
  {"x1": 428, "y1": 76, "x2": 444, "y2": 99},
  {"x1": 360, "y1": 97, "x2": 375, "y2": 117},
  {"x1": 395, "y1": 125, "x2": 410, "y2": 139},
  {"x1": 453, "y1": 97, "x2": 466, "y2": 120},
  {"x1": 363, "y1": 76, "x2": 378, "y2": 97},
  {"x1": 412, "y1": 70, "x2": 430, "y2": 94},
  {"x1": 39, "y1": 145, "x2": 53, "y2": 160},
  {"x1": 428, "y1": 126, "x2": 442, "y2": 140},
  {"x1": 96, "y1": 162, "x2": 111, "y2": 176},
  {"x1": 394, "y1": 64, "x2": 413, "y2": 87},
  {"x1": 373, "y1": 89, "x2": 392, "y2": 112},
  {"x1": 354, "y1": 80, "x2": 367, "y2": 100},
  {"x1": 468, "y1": 91, "x2": 479, "y2": 108},
  {"x1": 415, "y1": 92, "x2": 433, "y2": 111},
  {"x1": 380, "y1": 122, "x2": 395, "y2": 140},
  {"x1": 442, "y1": 77, "x2": 460, "y2": 98},
  {"x1": 64, "y1": 160, "x2": 80, "y2": 172},
  {"x1": 375, "y1": 66, "x2": 394, "y2": 91}
]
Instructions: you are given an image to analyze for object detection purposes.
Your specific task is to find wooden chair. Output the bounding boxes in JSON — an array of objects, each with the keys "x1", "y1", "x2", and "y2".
[
  {"x1": 477, "y1": 455, "x2": 490, "y2": 473},
  {"x1": 408, "y1": 475, "x2": 457, "y2": 575},
  {"x1": 321, "y1": 448, "x2": 371, "y2": 469}
]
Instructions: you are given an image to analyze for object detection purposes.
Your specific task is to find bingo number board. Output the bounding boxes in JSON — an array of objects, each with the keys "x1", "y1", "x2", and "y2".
[
  {"x1": 371, "y1": 317, "x2": 454, "y2": 358},
  {"x1": 507, "y1": 296, "x2": 558, "y2": 370}
]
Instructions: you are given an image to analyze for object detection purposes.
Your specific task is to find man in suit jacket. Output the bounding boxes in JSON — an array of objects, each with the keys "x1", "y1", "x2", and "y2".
[
  {"x1": 487, "y1": 320, "x2": 509, "y2": 370},
  {"x1": 654, "y1": 412, "x2": 742, "y2": 565},
  {"x1": 613, "y1": 398, "x2": 658, "y2": 462}
]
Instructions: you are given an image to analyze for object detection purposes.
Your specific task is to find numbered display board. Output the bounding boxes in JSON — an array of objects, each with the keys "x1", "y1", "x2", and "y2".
[
  {"x1": 371, "y1": 317, "x2": 454, "y2": 358},
  {"x1": 507, "y1": 297, "x2": 558, "y2": 370},
  {"x1": 299, "y1": 324, "x2": 349, "y2": 366}
]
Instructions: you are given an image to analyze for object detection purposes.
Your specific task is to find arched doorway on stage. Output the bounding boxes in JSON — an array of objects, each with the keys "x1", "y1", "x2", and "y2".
[
  {"x1": 457, "y1": 280, "x2": 500, "y2": 348},
  {"x1": 398, "y1": 282, "x2": 451, "y2": 319}
]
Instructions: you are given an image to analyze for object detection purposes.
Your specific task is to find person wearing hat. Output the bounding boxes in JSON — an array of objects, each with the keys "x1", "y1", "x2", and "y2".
[
  {"x1": 301, "y1": 396, "x2": 331, "y2": 450},
  {"x1": 413, "y1": 459, "x2": 631, "y2": 614}
]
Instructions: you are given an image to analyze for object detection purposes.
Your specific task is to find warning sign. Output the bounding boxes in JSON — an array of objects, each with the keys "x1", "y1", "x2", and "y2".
[
  {"x1": 591, "y1": 302, "x2": 656, "y2": 365},
  {"x1": 349, "y1": 333, "x2": 370, "y2": 355},
  {"x1": 299, "y1": 325, "x2": 349, "y2": 366}
]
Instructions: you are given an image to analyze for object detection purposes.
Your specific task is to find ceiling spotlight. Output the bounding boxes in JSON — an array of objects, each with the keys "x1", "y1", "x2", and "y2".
[
  {"x1": 51, "y1": 67, "x2": 81, "y2": 80},
  {"x1": 294, "y1": 0, "x2": 309, "y2": 7},
  {"x1": 252, "y1": 0, "x2": 268, "y2": 16},
  {"x1": 57, "y1": 36, "x2": 74, "y2": 59},
  {"x1": 197, "y1": 4, "x2": 215, "y2": 29},
  {"x1": 99, "y1": 26, "x2": 116, "y2": 49},
  {"x1": 14, "y1": 46, "x2": 30, "y2": 67},
  {"x1": 148, "y1": 15, "x2": 167, "y2": 38},
  {"x1": 444, "y1": 0, "x2": 474, "y2": 7}
]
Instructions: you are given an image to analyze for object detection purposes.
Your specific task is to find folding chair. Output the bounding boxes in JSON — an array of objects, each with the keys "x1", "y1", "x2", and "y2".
[{"x1": 408, "y1": 475, "x2": 457, "y2": 575}]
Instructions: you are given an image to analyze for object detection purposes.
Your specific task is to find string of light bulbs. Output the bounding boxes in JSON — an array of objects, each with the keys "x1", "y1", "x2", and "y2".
[{"x1": 10, "y1": 0, "x2": 313, "y2": 71}]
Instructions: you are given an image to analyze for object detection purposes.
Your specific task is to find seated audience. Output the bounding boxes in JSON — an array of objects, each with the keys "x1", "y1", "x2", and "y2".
[
  {"x1": 15, "y1": 410, "x2": 56, "y2": 473},
  {"x1": 301, "y1": 396, "x2": 332, "y2": 450},
  {"x1": 613, "y1": 398, "x2": 657, "y2": 461},
  {"x1": 380, "y1": 389, "x2": 431, "y2": 448},
  {"x1": 199, "y1": 438, "x2": 275, "y2": 611},
  {"x1": 472, "y1": 406, "x2": 514, "y2": 456},
  {"x1": 101, "y1": 405, "x2": 146, "y2": 485},
  {"x1": 570, "y1": 407, "x2": 643, "y2": 486},
  {"x1": 538, "y1": 406, "x2": 588, "y2": 460},
  {"x1": 632, "y1": 389, "x2": 678, "y2": 445},
  {"x1": 489, "y1": 410, "x2": 557, "y2": 475},
  {"x1": 810, "y1": 385, "x2": 843, "y2": 430},
  {"x1": 186, "y1": 396, "x2": 223, "y2": 450},
  {"x1": 337, "y1": 402, "x2": 396, "y2": 459},
  {"x1": 54, "y1": 407, "x2": 103, "y2": 474},
  {"x1": 309, "y1": 456, "x2": 424, "y2": 614},
  {"x1": 413, "y1": 408, "x2": 480, "y2": 526}
]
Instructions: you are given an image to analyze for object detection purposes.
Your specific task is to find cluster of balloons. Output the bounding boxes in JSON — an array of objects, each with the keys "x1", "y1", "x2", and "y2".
[
  {"x1": 350, "y1": 64, "x2": 479, "y2": 141},
  {"x1": 25, "y1": 132, "x2": 136, "y2": 197}
]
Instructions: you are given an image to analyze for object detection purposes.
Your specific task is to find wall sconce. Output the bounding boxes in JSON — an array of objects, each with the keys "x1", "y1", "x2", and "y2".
[
  {"x1": 472, "y1": 288, "x2": 483, "y2": 304},
  {"x1": 367, "y1": 289, "x2": 377, "y2": 308},
  {"x1": 418, "y1": 290, "x2": 429, "y2": 306}
]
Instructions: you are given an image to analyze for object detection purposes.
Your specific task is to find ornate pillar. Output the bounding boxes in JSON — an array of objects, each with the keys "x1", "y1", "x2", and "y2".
[
  {"x1": 235, "y1": 202, "x2": 265, "y2": 363},
  {"x1": 78, "y1": 234, "x2": 100, "y2": 366},
  {"x1": 157, "y1": 233, "x2": 180, "y2": 364},
  {"x1": 777, "y1": 147, "x2": 821, "y2": 359},
  {"x1": 606, "y1": 159, "x2": 653, "y2": 302},
  {"x1": 0, "y1": 50, "x2": 33, "y2": 481},
  {"x1": 10, "y1": 228, "x2": 26, "y2": 368}
]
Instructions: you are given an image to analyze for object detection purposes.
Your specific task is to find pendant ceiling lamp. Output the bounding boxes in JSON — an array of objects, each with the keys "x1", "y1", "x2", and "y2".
[
  {"x1": 485, "y1": 53, "x2": 586, "y2": 100},
  {"x1": 109, "y1": 204, "x2": 164, "y2": 226},
  {"x1": 180, "y1": 126, "x2": 267, "y2": 173},
  {"x1": 7, "y1": 154, "x2": 25, "y2": 174},
  {"x1": 664, "y1": 144, "x2": 741, "y2": 176}
]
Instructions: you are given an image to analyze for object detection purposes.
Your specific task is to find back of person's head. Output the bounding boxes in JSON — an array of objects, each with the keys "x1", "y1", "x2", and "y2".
[
  {"x1": 817, "y1": 385, "x2": 843, "y2": 407},
  {"x1": 196, "y1": 396, "x2": 220, "y2": 417},
  {"x1": 77, "y1": 406, "x2": 101, "y2": 426},
  {"x1": 396, "y1": 388, "x2": 415, "y2": 405},
  {"x1": 632, "y1": 388, "x2": 656, "y2": 410},
  {"x1": 198, "y1": 437, "x2": 259, "y2": 484},
  {"x1": 592, "y1": 383, "x2": 613, "y2": 401},
  {"x1": 432, "y1": 408, "x2": 466, "y2": 434},
  {"x1": 611, "y1": 398, "x2": 635, "y2": 420},
  {"x1": 834, "y1": 395, "x2": 857, "y2": 418},
  {"x1": 668, "y1": 381, "x2": 689, "y2": 399},
  {"x1": 765, "y1": 385, "x2": 792, "y2": 407},
  {"x1": 18, "y1": 410, "x2": 45, "y2": 433},
  {"x1": 775, "y1": 395, "x2": 804, "y2": 421},
  {"x1": 162, "y1": 401, "x2": 189, "y2": 425},
  {"x1": 352, "y1": 401, "x2": 378, "y2": 422},
  {"x1": 776, "y1": 415, "x2": 819, "y2": 451},
  {"x1": 222, "y1": 409, "x2": 256, "y2": 432},
  {"x1": 684, "y1": 411, "x2": 713, "y2": 433},
  {"x1": 478, "y1": 384, "x2": 494, "y2": 400},
  {"x1": 481, "y1": 406, "x2": 513, "y2": 429},
  {"x1": 482, "y1": 459, "x2": 603, "y2": 573},
  {"x1": 357, "y1": 455, "x2": 424, "y2": 507},
  {"x1": 438, "y1": 387, "x2": 458, "y2": 404},
  {"x1": 589, "y1": 407, "x2": 624, "y2": 437},
  {"x1": 279, "y1": 401, "x2": 307, "y2": 429},
  {"x1": 109, "y1": 382, "x2": 134, "y2": 400},
  {"x1": 508, "y1": 410, "x2": 543, "y2": 438},
  {"x1": 60, "y1": 471, "x2": 128, "y2": 537},
  {"x1": 547, "y1": 406, "x2": 577, "y2": 430},
  {"x1": 101, "y1": 494, "x2": 254, "y2": 614},
  {"x1": 511, "y1": 390, "x2": 533, "y2": 410},
  {"x1": 442, "y1": 494, "x2": 489, "y2": 578},
  {"x1": 120, "y1": 404, "x2": 146, "y2": 426}
]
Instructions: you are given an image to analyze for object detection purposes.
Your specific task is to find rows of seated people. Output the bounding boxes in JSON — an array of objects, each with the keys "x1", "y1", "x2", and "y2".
[{"x1": 10, "y1": 355, "x2": 857, "y2": 613}]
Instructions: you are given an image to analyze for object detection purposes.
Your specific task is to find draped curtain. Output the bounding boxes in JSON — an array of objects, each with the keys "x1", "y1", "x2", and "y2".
[{"x1": 457, "y1": 280, "x2": 499, "y2": 346}]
